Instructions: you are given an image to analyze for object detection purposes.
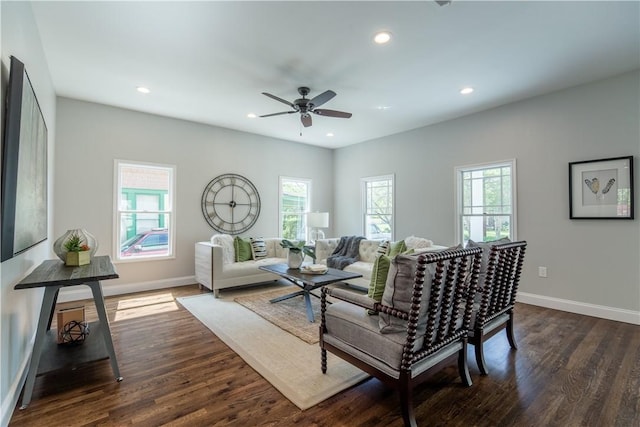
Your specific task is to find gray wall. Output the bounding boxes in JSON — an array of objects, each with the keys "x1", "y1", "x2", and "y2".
[
  {"x1": 1, "y1": 2, "x2": 57, "y2": 424},
  {"x1": 54, "y1": 98, "x2": 334, "y2": 287},
  {"x1": 334, "y1": 70, "x2": 640, "y2": 314}
]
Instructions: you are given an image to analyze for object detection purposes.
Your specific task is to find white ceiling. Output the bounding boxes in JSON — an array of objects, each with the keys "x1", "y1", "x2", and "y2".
[{"x1": 30, "y1": 1, "x2": 640, "y2": 149}]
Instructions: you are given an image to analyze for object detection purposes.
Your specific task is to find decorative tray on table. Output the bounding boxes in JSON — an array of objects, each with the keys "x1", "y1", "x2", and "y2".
[{"x1": 301, "y1": 264, "x2": 328, "y2": 275}]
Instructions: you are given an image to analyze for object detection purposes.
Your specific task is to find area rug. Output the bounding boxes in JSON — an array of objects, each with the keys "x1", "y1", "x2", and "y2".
[
  {"x1": 234, "y1": 287, "x2": 321, "y2": 344},
  {"x1": 177, "y1": 286, "x2": 369, "y2": 410}
]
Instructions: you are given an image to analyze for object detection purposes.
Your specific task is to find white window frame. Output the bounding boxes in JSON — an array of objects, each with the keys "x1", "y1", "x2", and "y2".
[
  {"x1": 361, "y1": 174, "x2": 395, "y2": 241},
  {"x1": 454, "y1": 159, "x2": 517, "y2": 245},
  {"x1": 279, "y1": 176, "x2": 312, "y2": 241},
  {"x1": 114, "y1": 159, "x2": 176, "y2": 262}
]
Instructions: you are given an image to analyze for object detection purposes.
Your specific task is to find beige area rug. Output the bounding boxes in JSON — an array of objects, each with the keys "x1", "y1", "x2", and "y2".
[
  {"x1": 234, "y1": 287, "x2": 321, "y2": 344},
  {"x1": 177, "y1": 286, "x2": 369, "y2": 410}
]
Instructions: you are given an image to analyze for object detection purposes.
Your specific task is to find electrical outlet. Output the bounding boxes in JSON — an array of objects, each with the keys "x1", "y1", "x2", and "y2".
[{"x1": 538, "y1": 266, "x2": 548, "y2": 278}]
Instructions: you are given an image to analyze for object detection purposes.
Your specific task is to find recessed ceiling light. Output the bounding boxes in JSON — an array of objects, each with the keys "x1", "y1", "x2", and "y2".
[
  {"x1": 377, "y1": 106, "x2": 391, "y2": 110},
  {"x1": 326, "y1": 133, "x2": 334, "y2": 137},
  {"x1": 247, "y1": 113, "x2": 257, "y2": 118},
  {"x1": 136, "y1": 86, "x2": 150, "y2": 94},
  {"x1": 460, "y1": 87, "x2": 474, "y2": 95},
  {"x1": 374, "y1": 31, "x2": 392, "y2": 44}
]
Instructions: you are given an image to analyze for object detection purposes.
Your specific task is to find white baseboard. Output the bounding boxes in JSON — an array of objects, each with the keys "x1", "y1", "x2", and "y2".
[
  {"x1": 518, "y1": 292, "x2": 640, "y2": 325},
  {"x1": 56, "y1": 276, "x2": 197, "y2": 303}
]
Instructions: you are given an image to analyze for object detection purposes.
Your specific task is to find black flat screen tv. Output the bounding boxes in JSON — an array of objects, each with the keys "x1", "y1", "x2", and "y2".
[{"x1": 1, "y1": 56, "x2": 48, "y2": 262}]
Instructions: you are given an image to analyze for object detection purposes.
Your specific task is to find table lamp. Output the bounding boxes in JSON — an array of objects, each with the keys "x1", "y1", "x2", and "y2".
[{"x1": 307, "y1": 212, "x2": 329, "y2": 243}]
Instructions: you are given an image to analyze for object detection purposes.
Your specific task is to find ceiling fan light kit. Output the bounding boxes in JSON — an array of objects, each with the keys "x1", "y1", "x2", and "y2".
[{"x1": 260, "y1": 87, "x2": 352, "y2": 128}]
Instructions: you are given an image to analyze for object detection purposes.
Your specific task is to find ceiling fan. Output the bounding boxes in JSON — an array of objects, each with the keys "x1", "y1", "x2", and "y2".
[{"x1": 259, "y1": 87, "x2": 352, "y2": 128}]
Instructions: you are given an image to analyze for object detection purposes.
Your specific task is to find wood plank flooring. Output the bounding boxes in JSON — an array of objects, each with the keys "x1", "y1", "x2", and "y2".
[{"x1": 9, "y1": 284, "x2": 640, "y2": 426}]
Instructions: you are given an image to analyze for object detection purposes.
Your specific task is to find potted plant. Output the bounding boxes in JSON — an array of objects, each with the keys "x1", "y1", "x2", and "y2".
[
  {"x1": 63, "y1": 232, "x2": 91, "y2": 266},
  {"x1": 280, "y1": 239, "x2": 315, "y2": 269}
]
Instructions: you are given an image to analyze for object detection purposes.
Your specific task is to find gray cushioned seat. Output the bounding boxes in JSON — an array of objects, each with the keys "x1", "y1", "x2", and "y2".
[{"x1": 325, "y1": 301, "x2": 425, "y2": 372}]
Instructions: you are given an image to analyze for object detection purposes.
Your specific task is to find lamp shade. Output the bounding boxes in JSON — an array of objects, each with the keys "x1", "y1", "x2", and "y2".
[{"x1": 307, "y1": 212, "x2": 329, "y2": 228}]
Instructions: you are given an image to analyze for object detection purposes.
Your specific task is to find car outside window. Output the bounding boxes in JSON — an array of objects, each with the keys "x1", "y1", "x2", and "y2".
[{"x1": 115, "y1": 160, "x2": 175, "y2": 261}]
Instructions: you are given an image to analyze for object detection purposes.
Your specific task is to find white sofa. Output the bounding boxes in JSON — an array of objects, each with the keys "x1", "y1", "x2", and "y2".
[
  {"x1": 314, "y1": 237, "x2": 448, "y2": 289},
  {"x1": 313, "y1": 238, "x2": 382, "y2": 289},
  {"x1": 195, "y1": 237, "x2": 290, "y2": 297}
]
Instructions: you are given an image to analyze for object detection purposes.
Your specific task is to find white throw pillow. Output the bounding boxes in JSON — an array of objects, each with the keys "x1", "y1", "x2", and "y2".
[
  {"x1": 249, "y1": 237, "x2": 267, "y2": 260},
  {"x1": 211, "y1": 234, "x2": 235, "y2": 264},
  {"x1": 376, "y1": 240, "x2": 390, "y2": 256},
  {"x1": 404, "y1": 235, "x2": 433, "y2": 251}
]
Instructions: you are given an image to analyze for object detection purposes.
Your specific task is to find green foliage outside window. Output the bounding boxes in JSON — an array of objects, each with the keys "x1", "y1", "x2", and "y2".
[
  {"x1": 461, "y1": 165, "x2": 513, "y2": 242},
  {"x1": 281, "y1": 180, "x2": 309, "y2": 240}
]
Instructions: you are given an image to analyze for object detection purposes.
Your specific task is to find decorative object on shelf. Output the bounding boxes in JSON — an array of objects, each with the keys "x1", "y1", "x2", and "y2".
[
  {"x1": 280, "y1": 239, "x2": 316, "y2": 269},
  {"x1": 201, "y1": 173, "x2": 261, "y2": 235},
  {"x1": 56, "y1": 306, "x2": 86, "y2": 344},
  {"x1": 53, "y1": 229, "x2": 98, "y2": 265},
  {"x1": 65, "y1": 250, "x2": 90, "y2": 266},
  {"x1": 569, "y1": 156, "x2": 634, "y2": 219},
  {"x1": 60, "y1": 320, "x2": 90, "y2": 344},
  {"x1": 307, "y1": 212, "x2": 329, "y2": 244}
]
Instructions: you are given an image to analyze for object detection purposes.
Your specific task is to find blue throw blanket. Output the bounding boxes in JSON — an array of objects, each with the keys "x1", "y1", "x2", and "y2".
[{"x1": 327, "y1": 236, "x2": 365, "y2": 269}]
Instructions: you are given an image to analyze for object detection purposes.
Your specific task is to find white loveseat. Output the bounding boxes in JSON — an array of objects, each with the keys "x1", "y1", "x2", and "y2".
[{"x1": 195, "y1": 237, "x2": 290, "y2": 297}]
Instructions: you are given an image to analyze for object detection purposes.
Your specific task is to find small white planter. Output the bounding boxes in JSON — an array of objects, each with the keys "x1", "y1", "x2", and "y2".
[{"x1": 287, "y1": 251, "x2": 304, "y2": 269}]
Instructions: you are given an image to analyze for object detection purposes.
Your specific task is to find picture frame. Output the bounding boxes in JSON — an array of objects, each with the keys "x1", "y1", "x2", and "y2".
[
  {"x1": 569, "y1": 156, "x2": 634, "y2": 219},
  {"x1": 1, "y1": 56, "x2": 48, "y2": 261}
]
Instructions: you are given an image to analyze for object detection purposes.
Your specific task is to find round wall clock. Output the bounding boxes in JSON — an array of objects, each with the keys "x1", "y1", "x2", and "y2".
[{"x1": 201, "y1": 173, "x2": 261, "y2": 235}]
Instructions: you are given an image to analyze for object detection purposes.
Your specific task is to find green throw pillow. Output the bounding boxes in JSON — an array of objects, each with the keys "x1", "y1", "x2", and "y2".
[
  {"x1": 234, "y1": 236, "x2": 253, "y2": 262},
  {"x1": 368, "y1": 255, "x2": 391, "y2": 303},
  {"x1": 388, "y1": 240, "x2": 407, "y2": 257}
]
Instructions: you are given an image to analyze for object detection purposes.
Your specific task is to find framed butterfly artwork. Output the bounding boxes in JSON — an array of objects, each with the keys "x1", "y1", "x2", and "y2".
[{"x1": 569, "y1": 156, "x2": 634, "y2": 219}]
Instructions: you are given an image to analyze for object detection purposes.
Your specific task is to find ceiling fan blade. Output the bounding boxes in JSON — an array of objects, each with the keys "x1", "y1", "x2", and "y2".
[
  {"x1": 309, "y1": 90, "x2": 336, "y2": 108},
  {"x1": 262, "y1": 92, "x2": 295, "y2": 108},
  {"x1": 259, "y1": 111, "x2": 296, "y2": 118},
  {"x1": 312, "y1": 109, "x2": 352, "y2": 118},
  {"x1": 301, "y1": 114, "x2": 312, "y2": 127}
]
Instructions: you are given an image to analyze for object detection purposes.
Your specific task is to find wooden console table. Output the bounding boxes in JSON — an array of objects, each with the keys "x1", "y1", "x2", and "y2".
[{"x1": 15, "y1": 256, "x2": 122, "y2": 409}]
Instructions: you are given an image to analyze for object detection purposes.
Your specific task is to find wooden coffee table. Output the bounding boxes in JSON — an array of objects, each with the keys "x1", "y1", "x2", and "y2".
[{"x1": 259, "y1": 264, "x2": 362, "y2": 322}]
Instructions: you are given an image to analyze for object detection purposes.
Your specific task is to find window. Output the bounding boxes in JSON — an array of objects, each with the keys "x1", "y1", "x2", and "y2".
[
  {"x1": 455, "y1": 160, "x2": 517, "y2": 245},
  {"x1": 362, "y1": 175, "x2": 394, "y2": 240},
  {"x1": 279, "y1": 177, "x2": 311, "y2": 240},
  {"x1": 115, "y1": 160, "x2": 175, "y2": 261}
]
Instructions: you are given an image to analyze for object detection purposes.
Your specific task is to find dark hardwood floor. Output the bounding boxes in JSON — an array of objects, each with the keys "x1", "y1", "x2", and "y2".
[{"x1": 9, "y1": 284, "x2": 640, "y2": 426}]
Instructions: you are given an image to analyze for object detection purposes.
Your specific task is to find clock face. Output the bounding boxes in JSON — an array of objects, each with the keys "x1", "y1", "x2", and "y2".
[{"x1": 201, "y1": 174, "x2": 261, "y2": 235}]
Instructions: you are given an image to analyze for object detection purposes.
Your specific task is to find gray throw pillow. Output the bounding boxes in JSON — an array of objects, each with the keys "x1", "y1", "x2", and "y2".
[
  {"x1": 465, "y1": 238, "x2": 510, "y2": 275},
  {"x1": 379, "y1": 254, "x2": 432, "y2": 334}
]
